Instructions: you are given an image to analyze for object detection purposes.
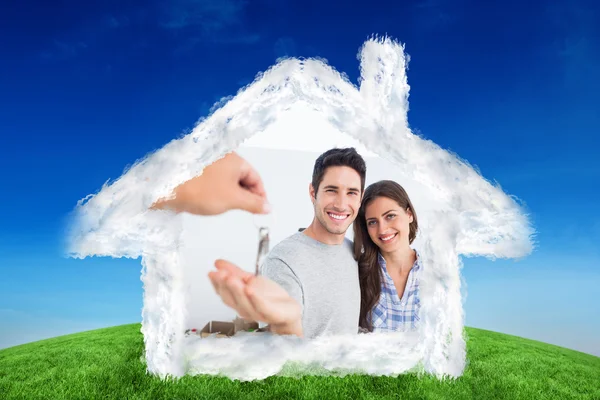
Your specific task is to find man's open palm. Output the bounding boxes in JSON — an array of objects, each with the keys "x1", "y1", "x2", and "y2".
[{"x1": 208, "y1": 260, "x2": 303, "y2": 336}]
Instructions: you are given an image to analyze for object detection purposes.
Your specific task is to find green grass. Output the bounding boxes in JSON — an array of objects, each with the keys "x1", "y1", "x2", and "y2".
[{"x1": 1, "y1": 324, "x2": 598, "y2": 399}]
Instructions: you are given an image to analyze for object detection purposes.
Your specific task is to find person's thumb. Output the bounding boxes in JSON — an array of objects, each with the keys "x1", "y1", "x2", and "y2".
[{"x1": 235, "y1": 189, "x2": 271, "y2": 215}]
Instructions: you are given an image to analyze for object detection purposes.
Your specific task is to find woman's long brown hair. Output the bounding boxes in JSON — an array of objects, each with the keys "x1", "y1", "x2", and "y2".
[{"x1": 353, "y1": 180, "x2": 419, "y2": 331}]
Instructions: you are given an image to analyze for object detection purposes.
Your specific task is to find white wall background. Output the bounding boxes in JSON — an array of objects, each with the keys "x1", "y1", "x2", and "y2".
[{"x1": 179, "y1": 143, "x2": 448, "y2": 330}]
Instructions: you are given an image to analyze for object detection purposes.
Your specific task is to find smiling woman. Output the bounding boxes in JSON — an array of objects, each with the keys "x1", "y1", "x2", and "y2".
[{"x1": 354, "y1": 180, "x2": 421, "y2": 334}]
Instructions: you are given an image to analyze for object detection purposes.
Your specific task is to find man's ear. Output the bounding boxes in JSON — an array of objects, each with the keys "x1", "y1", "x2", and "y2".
[{"x1": 309, "y1": 183, "x2": 316, "y2": 203}]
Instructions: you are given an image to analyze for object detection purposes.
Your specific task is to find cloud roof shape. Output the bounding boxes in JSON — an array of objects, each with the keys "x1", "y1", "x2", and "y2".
[{"x1": 67, "y1": 36, "x2": 534, "y2": 262}]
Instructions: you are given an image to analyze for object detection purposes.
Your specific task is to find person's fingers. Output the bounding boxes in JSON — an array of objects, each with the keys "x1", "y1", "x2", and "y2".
[
  {"x1": 208, "y1": 271, "x2": 219, "y2": 293},
  {"x1": 227, "y1": 276, "x2": 261, "y2": 321},
  {"x1": 208, "y1": 270, "x2": 256, "y2": 321},
  {"x1": 218, "y1": 277, "x2": 238, "y2": 310},
  {"x1": 236, "y1": 162, "x2": 270, "y2": 214},
  {"x1": 215, "y1": 259, "x2": 254, "y2": 280},
  {"x1": 208, "y1": 270, "x2": 229, "y2": 297},
  {"x1": 239, "y1": 162, "x2": 266, "y2": 199},
  {"x1": 235, "y1": 189, "x2": 271, "y2": 215},
  {"x1": 244, "y1": 284, "x2": 268, "y2": 322},
  {"x1": 214, "y1": 261, "x2": 257, "y2": 316},
  {"x1": 211, "y1": 263, "x2": 254, "y2": 315},
  {"x1": 241, "y1": 272, "x2": 256, "y2": 284}
]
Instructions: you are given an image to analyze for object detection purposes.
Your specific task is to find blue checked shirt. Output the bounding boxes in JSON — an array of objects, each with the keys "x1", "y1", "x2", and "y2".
[{"x1": 371, "y1": 251, "x2": 421, "y2": 332}]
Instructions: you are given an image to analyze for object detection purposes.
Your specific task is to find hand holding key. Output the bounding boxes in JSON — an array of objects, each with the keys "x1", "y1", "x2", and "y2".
[{"x1": 151, "y1": 151, "x2": 271, "y2": 216}]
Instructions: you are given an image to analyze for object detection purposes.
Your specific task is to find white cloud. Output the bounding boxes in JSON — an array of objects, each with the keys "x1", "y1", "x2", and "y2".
[{"x1": 67, "y1": 36, "x2": 534, "y2": 381}]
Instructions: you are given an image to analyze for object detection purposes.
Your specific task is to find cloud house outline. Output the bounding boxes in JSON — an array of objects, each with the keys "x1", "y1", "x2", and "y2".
[{"x1": 66, "y1": 35, "x2": 535, "y2": 380}]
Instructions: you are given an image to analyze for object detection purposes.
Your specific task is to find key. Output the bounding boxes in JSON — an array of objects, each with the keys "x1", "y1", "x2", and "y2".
[{"x1": 255, "y1": 226, "x2": 270, "y2": 275}]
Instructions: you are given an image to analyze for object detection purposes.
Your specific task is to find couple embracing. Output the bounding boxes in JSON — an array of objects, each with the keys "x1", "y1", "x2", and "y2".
[{"x1": 208, "y1": 147, "x2": 422, "y2": 339}]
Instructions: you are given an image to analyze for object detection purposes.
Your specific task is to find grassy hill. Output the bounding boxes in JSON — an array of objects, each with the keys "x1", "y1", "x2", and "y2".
[{"x1": 0, "y1": 324, "x2": 598, "y2": 399}]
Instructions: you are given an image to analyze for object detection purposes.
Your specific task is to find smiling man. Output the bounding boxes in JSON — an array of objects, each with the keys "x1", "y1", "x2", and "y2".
[{"x1": 209, "y1": 147, "x2": 367, "y2": 338}]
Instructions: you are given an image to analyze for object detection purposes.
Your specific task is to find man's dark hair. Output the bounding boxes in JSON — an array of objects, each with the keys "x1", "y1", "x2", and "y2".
[{"x1": 311, "y1": 147, "x2": 367, "y2": 195}]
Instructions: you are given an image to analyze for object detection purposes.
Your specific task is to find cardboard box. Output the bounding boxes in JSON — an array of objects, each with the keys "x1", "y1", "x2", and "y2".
[{"x1": 186, "y1": 317, "x2": 267, "y2": 338}]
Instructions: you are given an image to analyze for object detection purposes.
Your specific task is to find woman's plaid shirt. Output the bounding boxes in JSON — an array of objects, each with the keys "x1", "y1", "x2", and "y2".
[{"x1": 371, "y1": 251, "x2": 421, "y2": 332}]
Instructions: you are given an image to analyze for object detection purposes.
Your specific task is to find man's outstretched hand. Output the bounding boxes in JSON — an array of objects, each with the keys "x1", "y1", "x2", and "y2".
[
  {"x1": 208, "y1": 260, "x2": 303, "y2": 337},
  {"x1": 151, "y1": 151, "x2": 271, "y2": 216}
]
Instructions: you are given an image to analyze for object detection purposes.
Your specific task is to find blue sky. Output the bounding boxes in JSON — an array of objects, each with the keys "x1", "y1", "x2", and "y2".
[{"x1": 1, "y1": 0, "x2": 599, "y2": 356}]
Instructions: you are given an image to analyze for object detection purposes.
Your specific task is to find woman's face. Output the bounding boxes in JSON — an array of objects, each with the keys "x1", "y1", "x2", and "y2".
[{"x1": 364, "y1": 196, "x2": 413, "y2": 252}]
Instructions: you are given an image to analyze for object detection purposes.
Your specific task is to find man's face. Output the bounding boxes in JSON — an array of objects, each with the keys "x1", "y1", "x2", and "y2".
[{"x1": 310, "y1": 166, "x2": 363, "y2": 236}]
